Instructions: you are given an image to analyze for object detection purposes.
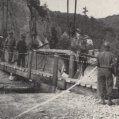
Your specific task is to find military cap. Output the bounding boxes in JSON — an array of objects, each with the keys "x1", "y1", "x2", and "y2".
[
  {"x1": 104, "y1": 41, "x2": 110, "y2": 49},
  {"x1": 21, "y1": 34, "x2": 26, "y2": 38}
]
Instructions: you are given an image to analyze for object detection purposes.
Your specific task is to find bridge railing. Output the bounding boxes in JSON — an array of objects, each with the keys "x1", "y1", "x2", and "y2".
[
  {"x1": 28, "y1": 49, "x2": 98, "y2": 78},
  {"x1": 2, "y1": 48, "x2": 98, "y2": 90},
  {"x1": 26, "y1": 49, "x2": 75, "y2": 89}
]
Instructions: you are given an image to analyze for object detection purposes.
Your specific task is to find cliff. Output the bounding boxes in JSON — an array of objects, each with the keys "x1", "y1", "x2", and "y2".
[{"x1": 0, "y1": 0, "x2": 51, "y2": 47}]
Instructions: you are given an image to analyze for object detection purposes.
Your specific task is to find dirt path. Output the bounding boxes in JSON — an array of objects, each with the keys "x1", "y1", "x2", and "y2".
[{"x1": 0, "y1": 92, "x2": 119, "y2": 119}]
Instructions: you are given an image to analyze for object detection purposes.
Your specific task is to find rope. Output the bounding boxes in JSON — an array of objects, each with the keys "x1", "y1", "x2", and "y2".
[
  {"x1": 0, "y1": 48, "x2": 97, "y2": 64},
  {"x1": 0, "y1": 49, "x2": 28, "y2": 55},
  {"x1": 12, "y1": 66, "x2": 97, "y2": 119}
]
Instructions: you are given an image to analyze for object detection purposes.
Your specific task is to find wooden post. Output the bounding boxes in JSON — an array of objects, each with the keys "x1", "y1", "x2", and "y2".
[
  {"x1": 69, "y1": 53, "x2": 75, "y2": 78},
  {"x1": 35, "y1": 51, "x2": 37, "y2": 70},
  {"x1": 28, "y1": 51, "x2": 33, "y2": 79},
  {"x1": 52, "y1": 54, "x2": 59, "y2": 92}
]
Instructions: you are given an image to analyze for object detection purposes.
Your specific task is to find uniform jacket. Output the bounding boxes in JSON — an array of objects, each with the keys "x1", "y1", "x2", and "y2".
[
  {"x1": 97, "y1": 50, "x2": 116, "y2": 75},
  {"x1": 5, "y1": 37, "x2": 16, "y2": 50},
  {"x1": 16, "y1": 40, "x2": 27, "y2": 53}
]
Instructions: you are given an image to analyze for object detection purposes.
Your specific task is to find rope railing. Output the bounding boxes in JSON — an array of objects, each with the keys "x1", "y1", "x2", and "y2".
[
  {"x1": 0, "y1": 48, "x2": 97, "y2": 79},
  {"x1": 0, "y1": 47, "x2": 97, "y2": 58},
  {"x1": 0, "y1": 48, "x2": 97, "y2": 65}
]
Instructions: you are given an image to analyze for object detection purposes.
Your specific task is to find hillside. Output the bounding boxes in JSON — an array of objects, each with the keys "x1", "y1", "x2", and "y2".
[
  {"x1": 100, "y1": 14, "x2": 119, "y2": 33},
  {"x1": 50, "y1": 11, "x2": 116, "y2": 49},
  {"x1": 0, "y1": 0, "x2": 118, "y2": 52},
  {"x1": 49, "y1": 11, "x2": 119, "y2": 55}
]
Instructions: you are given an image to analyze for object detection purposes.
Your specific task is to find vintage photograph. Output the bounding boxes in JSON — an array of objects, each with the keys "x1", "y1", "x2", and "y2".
[{"x1": 0, "y1": 0, "x2": 119, "y2": 118}]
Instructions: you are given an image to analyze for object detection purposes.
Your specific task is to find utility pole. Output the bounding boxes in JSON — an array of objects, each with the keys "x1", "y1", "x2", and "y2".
[
  {"x1": 74, "y1": 0, "x2": 77, "y2": 35},
  {"x1": 2, "y1": 0, "x2": 5, "y2": 36},
  {"x1": 82, "y1": 6, "x2": 88, "y2": 33},
  {"x1": 67, "y1": 0, "x2": 69, "y2": 35},
  {"x1": 6, "y1": 0, "x2": 9, "y2": 33}
]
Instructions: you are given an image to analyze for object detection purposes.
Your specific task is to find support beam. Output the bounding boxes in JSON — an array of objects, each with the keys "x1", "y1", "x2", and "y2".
[
  {"x1": 69, "y1": 53, "x2": 75, "y2": 78},
  {"x1": 35, "y1": 51, "x2": 37, "y2": 70},
  {"x1": 28, "y1": 51, "x2": 33, "y2": 79},
  {"x1": 52, "y1": 54, "x2": 59, "y2": 92}
]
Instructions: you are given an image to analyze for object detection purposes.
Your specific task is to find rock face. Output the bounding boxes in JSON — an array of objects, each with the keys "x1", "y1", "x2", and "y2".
[{"x1": 0, "y1": 0, "x2": 50, "y2": 47}]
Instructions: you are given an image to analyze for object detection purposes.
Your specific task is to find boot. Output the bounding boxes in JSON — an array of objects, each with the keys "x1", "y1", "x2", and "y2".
[
  {"x1": 99, "y1": 98, "x2": 106, "y2": 105},
  {"x1": 107, "y1": 97, "x2": 114, "y2": 106}
]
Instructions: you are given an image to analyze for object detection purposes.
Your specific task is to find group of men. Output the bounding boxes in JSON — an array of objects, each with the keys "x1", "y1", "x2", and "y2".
[
  {"x1": 0, "y1": 29, "x2": 118, "y2": 106},
  {"x1": 70, "y1": 28, "x2": 118, "y2": 106},
  {"x1": 70, "y1": 28, "x2": 93, "y2": 76},
  {"x1": 2, "y1": 31, "x2": 27, "y2": 67},
  {"x1": 70, "y1": 28, "x2": 119, "y2": 106}
]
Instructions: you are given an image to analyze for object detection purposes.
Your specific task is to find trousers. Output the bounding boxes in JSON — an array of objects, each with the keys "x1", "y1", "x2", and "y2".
[
  {"x1": 17, "y1": 54, "x2": 25, "y2": 67},
  {"x1": 8, "y1": 49, "x2": 14, "y2": 63},
  {"x1": 97, "y1": 68, "x2": 113, "y2": 98}
]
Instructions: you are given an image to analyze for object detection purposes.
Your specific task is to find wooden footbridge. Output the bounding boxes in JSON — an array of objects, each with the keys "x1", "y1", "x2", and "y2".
[{"x1": 0, "y1": 49, "x2": 118, "y2": 98}]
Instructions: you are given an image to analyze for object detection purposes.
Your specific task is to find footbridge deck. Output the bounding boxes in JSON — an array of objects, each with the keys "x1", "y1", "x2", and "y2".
[{"x1": 0, "y1": 49, "x2": 118, "y2": 98}]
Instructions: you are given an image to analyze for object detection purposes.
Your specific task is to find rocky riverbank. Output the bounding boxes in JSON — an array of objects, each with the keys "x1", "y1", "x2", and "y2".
[{"x1": 0, "y1": 92, "x2": 119, "y2": 119}]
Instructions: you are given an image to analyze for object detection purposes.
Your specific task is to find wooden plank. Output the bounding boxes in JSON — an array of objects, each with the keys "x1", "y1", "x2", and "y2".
[
  {"x1": 15, "y1": 70, "x2": 28, "y2": 78},
  {"x1": 0, "y1": 61, "x2": 53, "y2": 82},
  {"x1": 37, "y1": 49, "x2": 74, "y2": 56},
  {"x1": 86, "y1": 84, "x2": 92, "y2": 88},
  {"x1": 92, "y1": 85, "x2": 97, "y2": 90}
]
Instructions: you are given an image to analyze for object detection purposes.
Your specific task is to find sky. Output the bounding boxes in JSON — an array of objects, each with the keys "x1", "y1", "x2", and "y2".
[{"x1": 40, "y1": 0, "x2": 119, "y2": 18}]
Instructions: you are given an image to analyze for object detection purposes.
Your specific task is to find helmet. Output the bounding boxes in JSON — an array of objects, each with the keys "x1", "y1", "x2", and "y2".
[
  {"x1": 104, "y1": 41, "x2": 110, "y2": 49},
  {"x1": 0, "y1": 36, "x2": 3, "y2": 38},
  {"x1": 21, "y1": 34, "x2": 26, "y2": 38}
]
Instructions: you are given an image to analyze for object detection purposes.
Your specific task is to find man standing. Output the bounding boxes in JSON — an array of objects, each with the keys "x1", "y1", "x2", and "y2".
[
  {"x1": 16, "y1": 34, "x2": 27, "y2": 67},
  {"x1": 97, "y1": 42, "x2": 115, "y2": 105},
  {"x1": 5, "y1": 31, "x2": 16, "y2": 63}
]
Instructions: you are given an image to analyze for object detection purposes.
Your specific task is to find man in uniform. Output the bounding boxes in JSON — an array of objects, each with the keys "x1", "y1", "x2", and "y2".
[
  {"x1": 16, "y1": 34, "x2": 27, "y2": 67},
  {"x1": 97, "y1": 42, "x2": 115, "y2": 105},
  {"x1": 5, "y1": 31, "x2": 16, "y2": 63},
  {"x1": 79, "y1": 38, "x2": 88, "y2": 76}
]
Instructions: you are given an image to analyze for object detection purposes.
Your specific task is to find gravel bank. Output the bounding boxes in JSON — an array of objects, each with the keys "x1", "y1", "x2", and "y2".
[{"x1": 0, "y1": 92, "x2": 119, "y2": 119}]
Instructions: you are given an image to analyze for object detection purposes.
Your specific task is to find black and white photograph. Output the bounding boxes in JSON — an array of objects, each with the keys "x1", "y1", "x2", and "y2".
[{"x1": 0, "y1": 0, "x2": 119, "y2": 118}]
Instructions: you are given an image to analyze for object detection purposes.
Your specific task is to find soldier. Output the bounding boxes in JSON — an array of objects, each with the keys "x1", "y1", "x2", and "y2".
[
  {"x1": 97, "y1": 42, "x2": 115, "y2": 105},
  {"x1": 79, "y1": 38, "x2": 88, "y2": 76},
  {"x1": 16, "y1": 34, "x2": 27, "y2": 67},
  {"x1": 5, "y1": 31, "x2": 16, "y2": 63}
]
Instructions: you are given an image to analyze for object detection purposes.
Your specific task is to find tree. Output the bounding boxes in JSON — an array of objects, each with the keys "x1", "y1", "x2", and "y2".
[
  {"x1": 49, "y1": 27, "x2": 58, "y2": 49},
  {"x1": 57, "y1": 32, "x2": 70, "y2": 49}
]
